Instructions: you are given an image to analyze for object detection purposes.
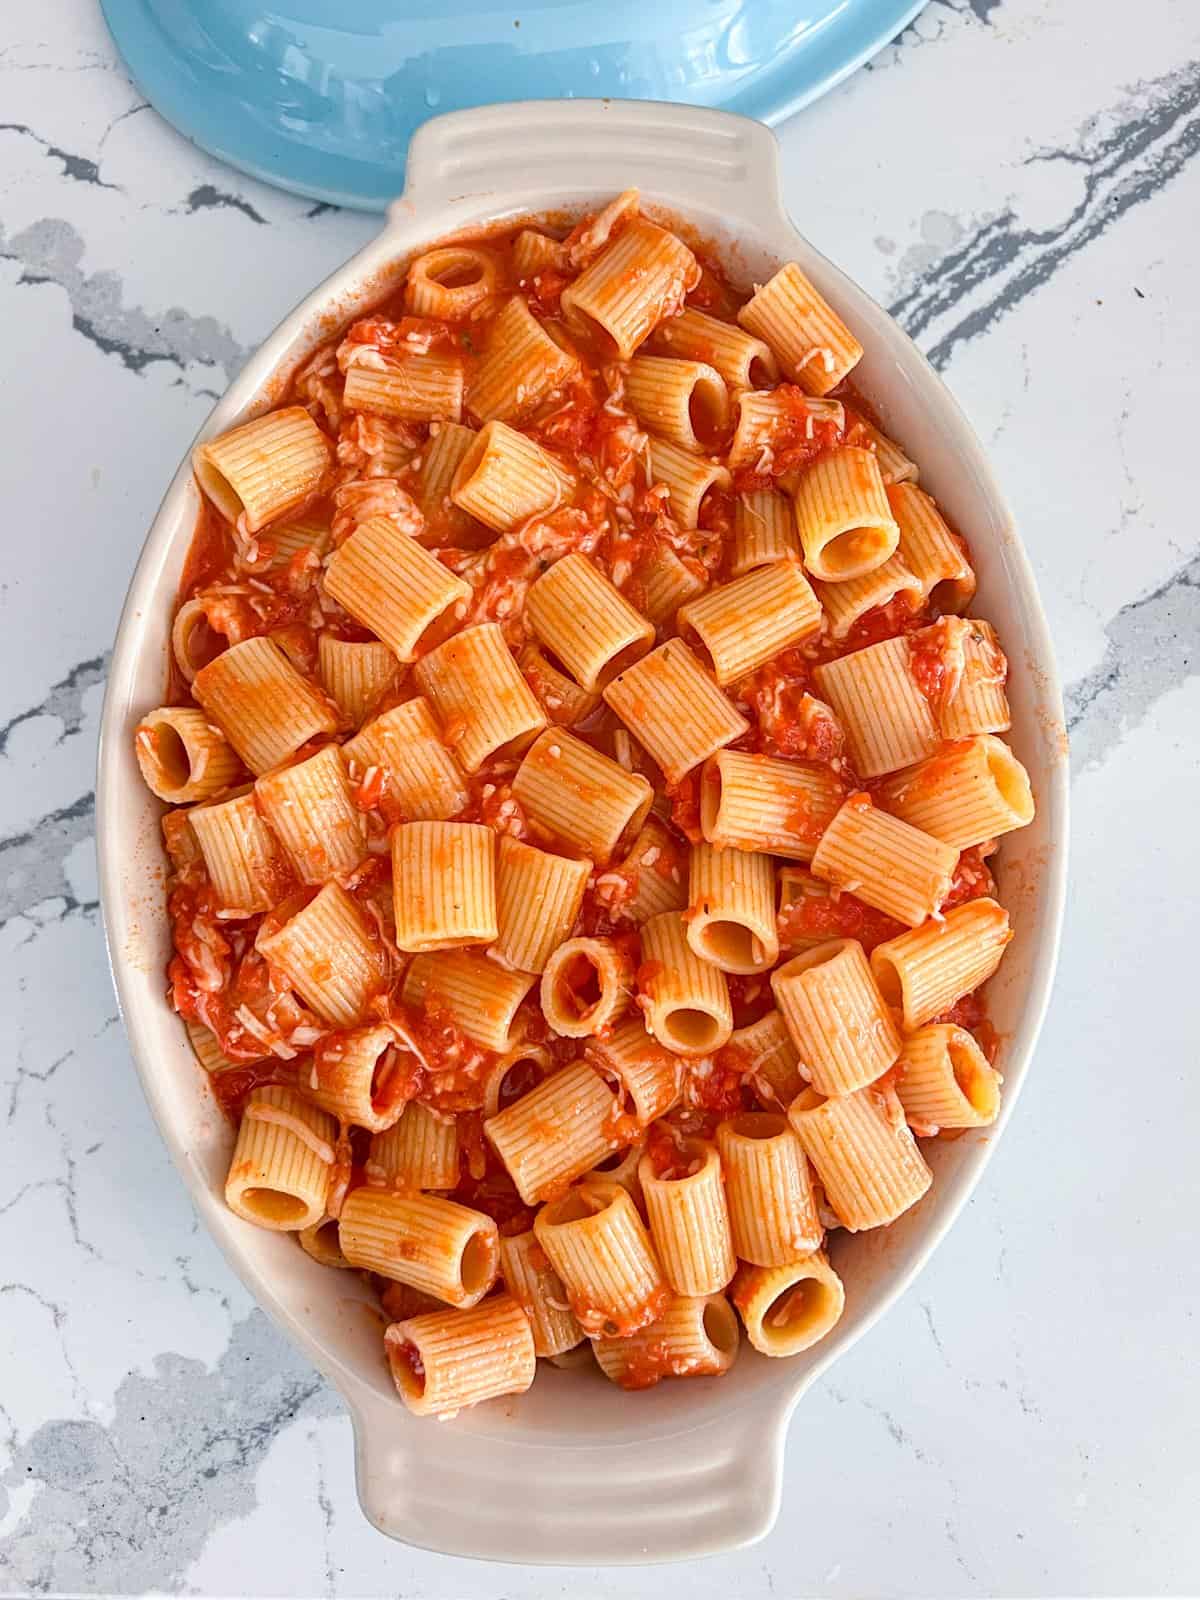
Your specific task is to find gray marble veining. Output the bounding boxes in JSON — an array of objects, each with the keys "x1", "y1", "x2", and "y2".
[
  {"x1": 0, "y1": 216, "x2": 247, "y2": 385},
  {"x1": 3, "y1": 1312, "x2": 339, "y2": 1596}
]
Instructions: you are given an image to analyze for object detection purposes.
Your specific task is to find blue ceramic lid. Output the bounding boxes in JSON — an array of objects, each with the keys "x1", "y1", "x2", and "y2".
[{"x1": 100, "y1": 0, "x2": 928, "y2": 211}]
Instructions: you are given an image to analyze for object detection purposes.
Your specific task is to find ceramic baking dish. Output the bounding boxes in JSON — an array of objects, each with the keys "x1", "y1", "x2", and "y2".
[{"x1": 97, "y1": 99, "x2": 1069, "y2": 1565}]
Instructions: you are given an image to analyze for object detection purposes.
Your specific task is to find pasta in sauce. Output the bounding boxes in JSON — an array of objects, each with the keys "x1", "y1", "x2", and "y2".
[{"x1": 134, "y1": 191, "x2": 1033, "y2": 1418}]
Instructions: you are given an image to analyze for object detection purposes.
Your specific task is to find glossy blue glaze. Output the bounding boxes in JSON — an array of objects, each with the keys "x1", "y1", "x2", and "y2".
[{"x1": 100, "y1": 0, "x2": 928, "y2": 211}]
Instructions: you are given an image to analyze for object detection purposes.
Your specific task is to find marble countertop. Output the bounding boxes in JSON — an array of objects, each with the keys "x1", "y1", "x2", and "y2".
[{"x1": 1, "y1": 0, "x2": 1197, "y2": 1593}]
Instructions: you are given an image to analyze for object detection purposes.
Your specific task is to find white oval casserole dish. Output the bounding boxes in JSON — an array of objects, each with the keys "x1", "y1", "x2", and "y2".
[{"x1": 97, "y1": 99, "x2": 1069, "y2": 1565}]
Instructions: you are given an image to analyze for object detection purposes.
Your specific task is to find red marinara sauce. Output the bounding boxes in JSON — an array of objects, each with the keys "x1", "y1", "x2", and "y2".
[
  {"x1": 908, "y1": 618, "x2": 953, "y2": 707},
  {"x1": 777, "y1": 886, "x2": 905, "y2": 956},
  {"x1": 143, "y1": 195, "x2": 1016, "y2": 1412}
]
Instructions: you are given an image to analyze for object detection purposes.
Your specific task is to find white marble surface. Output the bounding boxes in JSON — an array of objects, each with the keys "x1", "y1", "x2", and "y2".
[{"x1": 1, "y1": 0, "x2": 1197, "y2": 1593}]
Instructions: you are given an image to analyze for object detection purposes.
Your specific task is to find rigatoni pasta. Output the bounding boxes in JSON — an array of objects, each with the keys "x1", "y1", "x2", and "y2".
[
  {"x1": 255, "y1": 745, "x2": 366, "y2": 884},
  {"x1": 686, "y1": 841, "x2": 778, "y2": 975},
  {"x1": 257, "y1": 882, "x2": 388, "y2": 1027},
  {"x1": 771, "y1": 939, "x2": 902, "y2": 1097},
  {"x1": 870, "y1": 898, "x2": 1013, "y2": 1029},
  {"x1": 561, "y1": 217, "x2": 698, "y2": 359},
  {"x1": 405, "y1": 244, "x2": 498, "y2": 319},
  {"x1": 647, "y1": 436, "x2": 731, "y2": 529},
  {"x1": 679, "y1": 560, "x2": 821, "y2": 685},
  {"x1": 340, "y1": 696, "x2": 469, "y2": 822},
  {"x1": 384, "y1": 1296, "x2": 536, "y2": 1418},
  {"x1": 491, "y1": 835, "x2": 591, "y2": 974},
  {"x1": 639, "y1": 1139, "x2": 735, "y2": 1296},
  {"x1": 540, "y1": 936, "x2": 634, "y2": 1038},
  {"x1": 185, "y1": 1018, "x2": 236, "y2": 1076},
  {"x1": 526, "y1": 552, "x2": 654, "y2": 691},
  {"x1": 586, "y1": 1020, "x2": 681, "y2": 1125},
  {"x1": 305, "y1": 1023, "x2": 409, "y2": 1132},
  {"x1": 594, "y1": 1294, "x2": 740, "y2": 1389},
  {"x1": 324, "y1": 515, "x2": 470, "y2": 662},
  {"x1": 813, "y1": 634, "x2": 940, "y2": 779},
  {"x1": 469, "y1": 293, "x2": 578, "y2": 424},
  {"x1": 343, "y1": 351, "x2": 465, "y2": 422},
  {"x1": 512, "y1": 728, "x2": 652, "y2": 863},
  {"x1": 401, "y1": 949, "x2": 534, "y2": 1053},
  {"x1": 930, "y1": 618, "x2": 1012, "y2": 738},
  {"x1": 716, "y1": 1113, "x2": 821, "y2": 1266},
  {"x1": 297, "y1": 1218, "x2": 352, "y2": 1270},
  {"x1": 701, "y1": 749, "x2": 843, "y2": 860},
  {"x1": 512, "y1": 227, "x2": 565, "y2": 278},
  {"x1": 484, "y1": 1059, "x2": 619, "y2": 1204},
  {"x1": 368, "y1": 1101, "x2": 460, "y2": 1189},
  {"x1": 725, "y1": 1010, "x2": 804, "y2": 1108},
  {"x1": 134, "y1": 707, "x2": 240, "y2": 803},
  {"x1": 889, "y1": 482, "x2": 976, "y2": 612},
  {"x1": 418, "y1": 420, "x2": 478, "y2": 532},
  {"x1": 587, "y1": 1137, "x2": 647, "y2": 1203},
  {"x1": 533, "y1": 1177, "x2": 669, "y2": 1337},
  {"x1": 789, "y1": 1083, "x2": 933, "y2": 1232},
  {"x1": 854, "y1": 417, "x2": 918, "y2": 485},
  {"x1": 451, "y1": 419, "x2": 574, "y2": 532},
  {"x1": 810, "y1": 792, "x2": 959, "y2": 928},
  {"x1": 731, "y1": 488, "x2": 801, "y2": 575},
  {"x1": 875, "y1": 735, "x2": 1034, "y2": 850},
  {"x1": 620, "y1": 816, "x2": 689, "y2": 925},
  {"x1": 776, "y1": 865, "x2": 839, "y2": 956},
  {"x1": 813, "y1": 554, "x2": 922, "y2": 640},
  {"x1": 603, "y1": 639, "x2": 748, "y2": 785},
  {"x1": 727, "y1": 389, "x2": 844, "y2": 473},
  {"x1": 188, "y1": 790, "x2": 288, "y2": 914},
  {"x1": 638, "y1": 910, "x2": 733, "y2": 1058},
  {"x1": 793, "y1": 447, "x2": 898, "y2": 581},
  {"x1": 624, "y1": 357, "x2": 730, "y2": 453},
  {"x1": 650, "y1": 304, "x2": 778, "y2": 390},
  {"x1": 738, "y1": 263, "x2": 863, "y2": 395},
  {"x1": 340, "y1": 1189, "x2": 498, "y2": 1306},
  {"x1": 225, "y1": 1086, "x2": 335, "y2": 1231},
  {"x1": 498, "y1": 1230, "x2": 583, "y2": 1358},
  {"x1": 316, "y1": 634, "x2": 398, "y2": 728},
  {"x1": 733, "y1": 1253, "x2": 845, "y2": 1357},
  {"x1": 481, "y1": 1044, "x2": 556, "y2": 1121},
  {"x1": 192, "y1": 636, "x2": 338, "y2": 775},
  {"x1": 194, "y1": 406, "x2": 330, "y2": 531},
  {"x1": 639, "y1": 545, "x2": 709, "y2": 624},
  {"x1": 415, "y1": 622, "x2": 547, "y2": 771},
  {"x1": 895, "y1": 1023, "x2": 1002, "y2": 1130},
  {"x1": 391, "y1": 821, "x2": 496, "y2": 952},
  {"x1": 518, "y1": 641, "x2": 601, "y2": 726},
  {"x1": 143, "y1": 190, "x2": 1033, "y2": 1422}
]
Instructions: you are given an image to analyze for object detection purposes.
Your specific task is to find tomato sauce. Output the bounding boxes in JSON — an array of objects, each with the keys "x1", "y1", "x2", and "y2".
[
  {"x1": 451, "y1": 1162, "x2": 535, "y2": 1237},
  {"x1": 738, "y1": 647, "x2": 848, "y2": 772},
  {"x1": 177, "y1": 499, "x2": 236, "y2": 596},
  {"x1": 777, "y1": 885, "x2": 905, "y2": 956},
  {"x1": 731, "y1": 384, "x2": 846, "y2": 493},
  {"x1": 667, "y1": 771, "x2": 704, "y2": 843},
  {"x1": 682, "y1": 1046, "x2": 753, "y2": 1119},
  {"x1": 939, "y1": 843, "x2": 998, "y2": 911},
  {"x1": 642, "y1": 1120, "x2": 684, "y2": 1179},
  {"x1": 147, "y1": 195, "x2": 1022, "y2": 1403},
  {"x1": 909, "y1": 618, "x2": 954, "y2": 708},
  {"x1": 209, "y1": 1059, "x2": 296, "y2": 1120},
  {"x1": 387, "y1": 1337, "x2": 426, "y2": 1393},
  {"x1": 842, "y1": 592, "x2": 932, "y2": 653}
]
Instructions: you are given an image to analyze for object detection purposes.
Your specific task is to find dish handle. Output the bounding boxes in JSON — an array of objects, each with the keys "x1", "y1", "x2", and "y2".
[
  {"x1": 350, "y1": 1395, "x2": 787, "y2": 1563},
  {"x1": 390, "y1": 98, "x2": 788, "y2": 233}
]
